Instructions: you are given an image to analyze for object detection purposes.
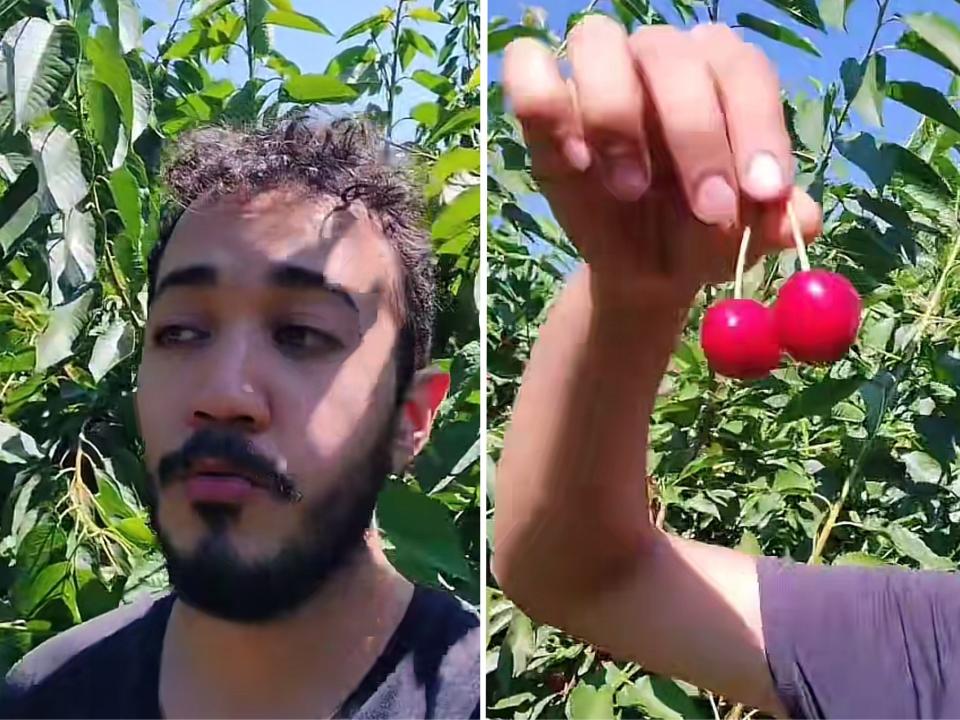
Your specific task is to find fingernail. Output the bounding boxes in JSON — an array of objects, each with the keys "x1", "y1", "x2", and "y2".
[
  {"x1": 562, "y1": 137, "x2": 592, "y2": 172},
  {"x1": 745, "y1": 152, "x2": 785, "y2": 200},
  {"x1": 695, "y1": 175, "x2": 738, "y2": 225},
  {"x1": 600, "y1": 149, "x2": 650, "y2": 201}
]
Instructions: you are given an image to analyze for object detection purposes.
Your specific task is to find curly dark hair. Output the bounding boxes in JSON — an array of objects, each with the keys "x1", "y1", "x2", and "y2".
[{"x1": 146, "y1": 116, "x2": 436, "y2": 401}]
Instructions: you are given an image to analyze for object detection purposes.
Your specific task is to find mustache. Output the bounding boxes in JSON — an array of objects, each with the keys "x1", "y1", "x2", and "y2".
[{"x1": 157, "y1": 428, "x2": 303, "y2": 503}]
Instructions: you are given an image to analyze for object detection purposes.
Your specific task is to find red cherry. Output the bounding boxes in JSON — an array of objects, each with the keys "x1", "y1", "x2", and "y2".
[
  {"x1": 774, "y1": 270, "x2": 861, "y2": 364},
  {"x1": 701, "y1": 299, "x2": 782, "y2": 379}
]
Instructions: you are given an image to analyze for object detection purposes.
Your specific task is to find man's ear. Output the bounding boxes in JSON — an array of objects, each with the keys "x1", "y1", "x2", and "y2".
[{"x1": 391, "y1": 368, "x2": 450, "y2": 472}]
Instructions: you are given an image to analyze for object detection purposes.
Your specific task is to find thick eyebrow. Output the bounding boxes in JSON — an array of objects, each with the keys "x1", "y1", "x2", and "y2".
[
  {"x1": 268, "y1": 264, "x2": 359, "y2": 313},
  {"x1": 152, "y1": 265, "x2": 216, "y2": 303},
  {"x1": 151, "y1": 262, "x2": 360, "y2": 313}
]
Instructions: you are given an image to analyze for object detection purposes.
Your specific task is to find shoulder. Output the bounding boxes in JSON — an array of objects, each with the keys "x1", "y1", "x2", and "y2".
[{"x1": 0, "y1": 592, "x2": 171, "y2": 715}]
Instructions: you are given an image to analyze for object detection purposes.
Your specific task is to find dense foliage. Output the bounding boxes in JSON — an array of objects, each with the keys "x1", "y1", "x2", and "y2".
[
  {"x1": 0, "y1": 0, "x2": 480, "y2": 674},
  {"x1": 487, "y1": 1, "x2": 960, "y2": 718}
]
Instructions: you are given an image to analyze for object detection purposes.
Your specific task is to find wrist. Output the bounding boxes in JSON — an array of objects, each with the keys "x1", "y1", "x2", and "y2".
[{"x1": 585, "y1": 264, "x2": 699, "y2": 321}]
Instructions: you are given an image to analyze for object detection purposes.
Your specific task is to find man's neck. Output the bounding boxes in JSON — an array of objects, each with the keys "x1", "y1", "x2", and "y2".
[{"x1": 158, "y1": 536, "x2": 414, "y2": 719}]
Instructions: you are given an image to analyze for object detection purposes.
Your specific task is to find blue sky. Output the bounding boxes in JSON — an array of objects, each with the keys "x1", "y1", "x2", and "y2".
[
  {"x1": 136, "y1": 0, "x2": 451, "y2": 140},
  {"x1": 488, "y1": 0, "x2": 960, "y2": 220}
]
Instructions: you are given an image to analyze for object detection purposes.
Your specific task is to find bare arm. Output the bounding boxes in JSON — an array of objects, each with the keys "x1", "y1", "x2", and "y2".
[
  {"x1": 493, "y1": 17, "x2": 822, "y2": 714},
  {"x1": 494, "y1": 268, "x2": 781, "y2": 713}
]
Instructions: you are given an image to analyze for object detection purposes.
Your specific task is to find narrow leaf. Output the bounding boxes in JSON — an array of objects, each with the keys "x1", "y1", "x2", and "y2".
[
  {"x1": 109, "y1": 165, "x2": 142, "y2": 240},
  {"x1": 264, "y1": 9, "x2": 331, "y2": 34},
  {"x1": 904, "y1": 13, "x2": 960, "y2": 76},
  {"x1": 737, "y1": 13, "x2": 821, "y2": 57},
  {"x1": 86, "y1": 27, "x2": 134, "y2": 137},
  {"x1": 409, "y1": 7, "x2": 444, "y2": 22},
  {"x1": 779, "y1": 376, "x2": 863, "y2": 422},
  {"x1": 98, "y1": 0, "x2": 141, "y2": 52},
  {"x1": 759, "y1": 0, "x2": 824, "y2": 31},
  {"x1": 886, "y1": 80, "x2": 960, "y2": 134}
]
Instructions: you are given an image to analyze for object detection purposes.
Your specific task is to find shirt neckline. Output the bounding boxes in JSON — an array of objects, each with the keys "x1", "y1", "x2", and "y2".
[{"x1": 141, "y1": 586, "x2": 427, "y2": 719}]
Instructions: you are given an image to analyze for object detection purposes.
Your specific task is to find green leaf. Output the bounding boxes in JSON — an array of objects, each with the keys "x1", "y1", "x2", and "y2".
[
  {"x1": 98, "y1": 0, "x2": 141, "y2": 52},
  {"x1": 616, "y1": 676, "x2": 702, "y2": 720},
  {"x1": 86, "y1": 80, "x2": 126, "y2": 170},
  {"x1": 887, "y1": 525, "x2": 953, "y2": 570},
  {"x1": 896, "y1": 31, "x2": 957, "y2": 76},
  {"x1": 411, "y1": 69, "x2": 454, "y2": 96},
  {"x1": 737, "y1": 13, "x2": 821, "y2": 57},
  {"x1": 821, "y1": 0, "x2": 854, "y2": 30},
  {"x1": 2, "y1": 18, "x2": 79, "y2": 130},
  {"x1": 410, "y1": 101, "x2": 438, "y2": 128},
  {"x1": 567, "y1": 683, "x2": 615, "y2": 720},
  {"x1": 779, "y1": 376, "x2": 863, "y2": 422},
  {"x1": 0, "y1": 194, "x2": 38, "y2": 253},
  {"x1": 280, "y1": 74, "x2": 358, "y2": 103},
  {"x1": 736, "y1": 530, "x2": 762, "y2": 556},
  {"x1": 89, "y1": 319, "x2": 135, "y2": 382},
  {"x1": 429, "y1": 107, "x2": 480, "y2": 143},
  {"x1": 77, "y1": 575, "x2": 122, "y2": 620},
  {"x1": 163, "y1": 28, "x2": 203, "y2": 59},
  {"x1": 504, "y1": 611, "x2": 535, "y2": 676},
  {"x1": 377, "y1": 481, "x2": 471, "y2": 582},
  {"x1": 902, "y1": 451, "x2": 942, "y2": 484},
  {"x1": 409, "y1": 7, "x2": 443, "y2": 22},
  {"x1": 340, "y1": 10, "x2": 392, "y2": 41},
  {"x1": 0, "y1": 132, "x2": 33, "y2": 183},
  {"x1": 0, "y1": 422, "x2": 40, "y2": 464},
  {"x1": 432, "y1": 186, "x2": 480, "y2": 239},
  {"x1": 109, "y1": 165, "x2": 142, "y2": 240},
  {"x1": 759, "y1": 0, "x2": 824, "y2": 31},
  {"x1": 16, "y1": 519, "x2": 66, "y2": 575},
  {"x1": 264, "y1": 9, "x2": 331, "y2": 34},
  {"x1": 114, "y1": 516, "x2": 154, "y2": 546},
  {"x1": 886, "y1": 80, "x2": 960, "y2": 134},
  {"x1": 427, "y1": 148, "x2": 480, "y2": 198},
  {"x1": 48, "y1": 209, "x2": 95, "y2": 305},
  {"x1": 87, "y1": 27, "x2": 134, "y2": 138},
  {"x1": 904, "y1": 13, "x2": 960, "y2": 76},
  {"x1": 13, "y1": 561, "x2": 71, "y2": 616},
  {"x1": 324, "y1": 45, "x2": 375, "y2": 78},
  {"x1": 833, "y1": 552, "x2": 887, "y2": 567},
  {"x1": 842, "y1": 54, "x2": 885, "y2": 127},
  {"x1": 401, "y1": 28, "x2": 436, "y2": 57},
  {"x1": 245, "y1": 0, "x2": 270, "y2": 56},
  {"x1": 488, "y1": 25, "x2": 551, "y2": 53},
  {"x1": 36, "y1": 290, "x2": 92, "y2": 371},
  {"x1": 31, "y1": 124, "x2": 89, "y2": 211}
]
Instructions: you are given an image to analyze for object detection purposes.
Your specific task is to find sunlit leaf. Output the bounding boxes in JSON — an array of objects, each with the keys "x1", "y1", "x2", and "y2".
[
  {"x1": 36, "y1": 290, "x2": 92, "y2": 370},
  {"x1": 737, "y1": 13, "x2": 821, "y2": 57},
  {"x1": 280, "y1": 74, "x2": 358, "y2": 103},
  {"x1": 264, "y1": 9, "x2": 331, "y2": 34},
  {"x1": 904, "y1": 13, "x2": 960, "y2": 76},
  {"x1": 2, "y1": 18, "x2": 79, "y2": 130}
]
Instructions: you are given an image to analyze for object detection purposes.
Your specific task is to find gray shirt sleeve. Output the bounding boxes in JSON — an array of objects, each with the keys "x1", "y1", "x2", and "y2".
[{"x1": 757, "y1": 556, "x2": 960, "y2": 719}]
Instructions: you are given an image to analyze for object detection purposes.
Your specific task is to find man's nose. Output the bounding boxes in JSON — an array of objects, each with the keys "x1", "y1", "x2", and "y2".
[{"x1": 188, "y1": 332, "x2": 271, "y2": 433}]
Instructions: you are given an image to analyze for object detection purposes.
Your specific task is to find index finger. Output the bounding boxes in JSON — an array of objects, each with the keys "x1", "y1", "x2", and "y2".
[{"x1": 503, "y1": 38, "x2": 590, "y2": 176}]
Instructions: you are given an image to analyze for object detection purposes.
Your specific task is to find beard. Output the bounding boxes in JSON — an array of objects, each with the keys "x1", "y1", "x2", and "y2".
[{"x1": 144, "y1": 413, "x2": 397, "y2": 624}]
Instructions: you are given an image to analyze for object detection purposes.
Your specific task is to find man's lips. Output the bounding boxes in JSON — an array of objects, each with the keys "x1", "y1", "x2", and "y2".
[{"x1": 181, "y1": 459, "x2": 269, "y2": 505}]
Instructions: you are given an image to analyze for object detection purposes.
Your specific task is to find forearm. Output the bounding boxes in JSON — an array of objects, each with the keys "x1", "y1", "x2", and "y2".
[{"x1": 494, "y1": 264, "x2": 693, "y2": 605}]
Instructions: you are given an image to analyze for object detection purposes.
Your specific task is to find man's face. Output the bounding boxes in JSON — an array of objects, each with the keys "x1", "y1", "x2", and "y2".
[{"x1": 135, "y1": 189, "x2": 405, "y2": 622}]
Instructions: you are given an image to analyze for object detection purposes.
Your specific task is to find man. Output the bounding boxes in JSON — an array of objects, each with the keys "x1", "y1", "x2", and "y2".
[
  {"x1": 494, "y1": 17, "x2": 960, "y2": 719},
  {"x1": 1, "y1": 117, "x2": 480, "y2": 718}
]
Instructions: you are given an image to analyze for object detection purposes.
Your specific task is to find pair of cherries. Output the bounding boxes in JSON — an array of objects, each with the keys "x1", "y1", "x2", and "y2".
[{"x1": 700, "y1": 207, "x2": 862, "y2": 380}]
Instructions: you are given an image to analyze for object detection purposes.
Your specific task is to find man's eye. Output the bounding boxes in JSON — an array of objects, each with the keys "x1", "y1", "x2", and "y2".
[
  {"x1": 274, "y1": 325, "x2": 342, "y2": 354},
  {"x1": 154, "y1": 325, "x2": 208, "y2": 346}
]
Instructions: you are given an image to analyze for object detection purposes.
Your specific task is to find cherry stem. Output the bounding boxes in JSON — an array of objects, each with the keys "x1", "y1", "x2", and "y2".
[
  {"x1": 786, "y1": 201, "x2": 811, "y2": 272},
  {"x1": 734, "y1": 225, "x2": 752, "y2": 300}
]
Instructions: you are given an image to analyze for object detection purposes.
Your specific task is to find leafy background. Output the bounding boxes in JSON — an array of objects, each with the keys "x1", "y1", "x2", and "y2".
[
  {"x1": 0, "y1": 0, "x2": 480, "y2": 674},
  {"x1": 487, "y1": 1, "x2": 960, "y2": 718}
]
